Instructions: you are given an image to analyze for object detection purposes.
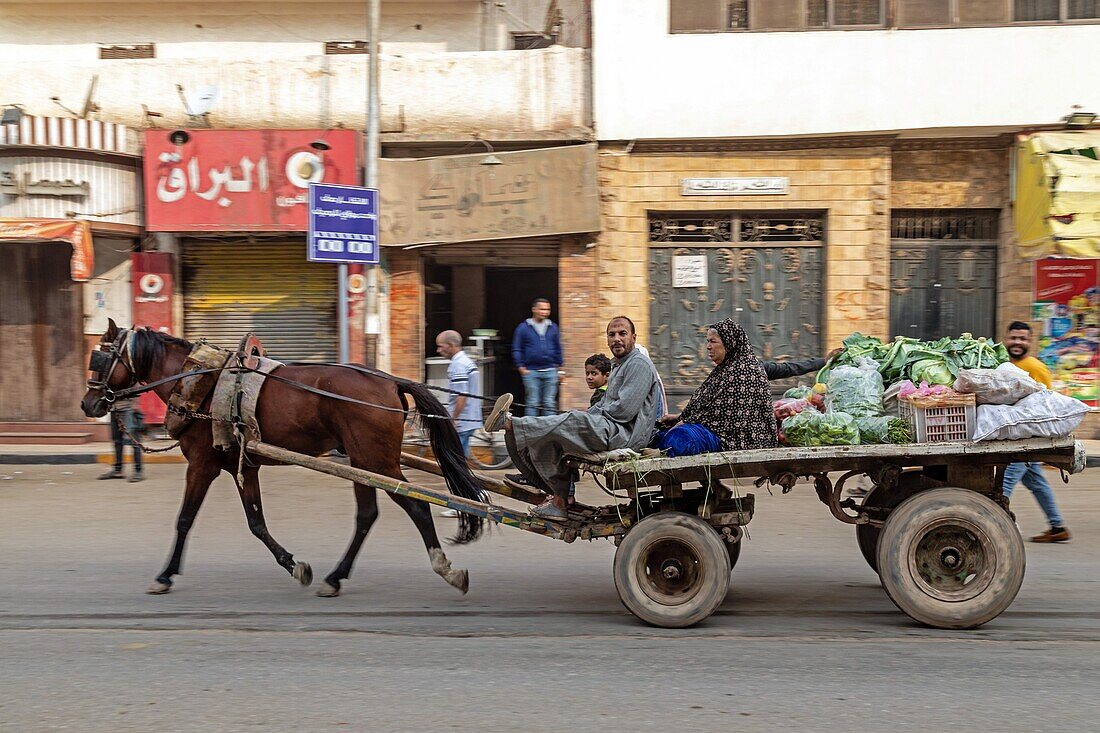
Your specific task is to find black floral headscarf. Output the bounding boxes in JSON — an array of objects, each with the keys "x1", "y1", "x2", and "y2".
[{"x1": 679, "y1": 318, "x2": 778, "y2": 451}]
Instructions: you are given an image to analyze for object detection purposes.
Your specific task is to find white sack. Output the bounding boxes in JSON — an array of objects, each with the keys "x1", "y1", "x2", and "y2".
[
  {"x1": 954, "y1": 363, "x2": 1044, "y2": 405},
  {"x1": 973, "y1": 390, "x2": 1090, "y2": 441}
]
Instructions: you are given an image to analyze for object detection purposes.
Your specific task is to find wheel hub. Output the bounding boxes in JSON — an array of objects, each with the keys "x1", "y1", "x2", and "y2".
[
  {"x1": 910, "y1": 520, "x2": 995, "y2": 602},
  {"x1": 639, "y1": 538, "x2": 702, "y2": 604}
]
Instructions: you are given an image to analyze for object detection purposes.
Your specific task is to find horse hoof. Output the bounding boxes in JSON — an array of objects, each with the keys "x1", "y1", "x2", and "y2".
[
  {"x1": 315, "y1": 582, "x2": 340, "y2": 598},
  {"x1": 450, "y1": 569, "x2": 470, "y2": 595},
  {"x1": 146, "y1": 581, "x2": 172, "y2": 595},
  {"x1": 293, "y1": 561, "x2": 313, "y2": 587}
]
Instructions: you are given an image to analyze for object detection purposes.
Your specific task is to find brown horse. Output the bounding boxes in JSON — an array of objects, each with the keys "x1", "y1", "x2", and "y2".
[{"x1": 81, "y1": 320, "x2": 484, "y2": 597}]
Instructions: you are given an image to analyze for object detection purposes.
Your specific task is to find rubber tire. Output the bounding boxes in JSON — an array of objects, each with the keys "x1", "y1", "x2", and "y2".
[
  {"x1": 614, "y1": 512, "x2": 731, "y2": 628},
  {"x1": 877, "y1": 487, "x2": 1025, "y2": 630},
  {"x1": 856, "y1": 473, "x2": 929, "y2": 573}
]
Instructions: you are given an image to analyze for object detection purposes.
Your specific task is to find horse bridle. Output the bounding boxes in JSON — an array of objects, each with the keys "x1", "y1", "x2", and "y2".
[{"x1": 87, "y1": 329, "x2": 137, "y2": 404}]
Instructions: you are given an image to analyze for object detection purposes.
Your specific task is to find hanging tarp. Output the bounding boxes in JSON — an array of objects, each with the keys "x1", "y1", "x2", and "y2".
[
  {"x1": 1015, "y1": 131, "x2": 1100, "y2": 260},
  {"x1": 0, "y1": 218, "x2": 93, "y2": 280}
]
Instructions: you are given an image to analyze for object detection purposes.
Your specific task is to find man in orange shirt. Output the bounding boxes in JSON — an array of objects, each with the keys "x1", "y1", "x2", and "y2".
[{"x1": 1003, "y1": 321, "x2": 1070, "y2": 542}]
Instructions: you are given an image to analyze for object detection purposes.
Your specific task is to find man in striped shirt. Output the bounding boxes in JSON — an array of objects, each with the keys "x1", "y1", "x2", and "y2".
[{"x1": 435, "y1": 330, "x2": 482, "y2": 456}]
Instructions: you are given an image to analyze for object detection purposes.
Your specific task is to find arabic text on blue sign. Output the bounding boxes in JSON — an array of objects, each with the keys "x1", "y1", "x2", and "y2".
[{"x1": 307, "y1": 183, "x2": 380, "y2": 265}]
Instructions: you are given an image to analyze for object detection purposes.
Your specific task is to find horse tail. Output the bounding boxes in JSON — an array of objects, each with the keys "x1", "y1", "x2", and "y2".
[{"x1": 397, "y1": 380, "x2": 486, "y2": 543}]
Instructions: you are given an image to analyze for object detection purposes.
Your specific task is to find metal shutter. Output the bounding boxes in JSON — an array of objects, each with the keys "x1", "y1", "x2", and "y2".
[{"x1": 183, "y1": 240, "x2": 339, "y2": 362}]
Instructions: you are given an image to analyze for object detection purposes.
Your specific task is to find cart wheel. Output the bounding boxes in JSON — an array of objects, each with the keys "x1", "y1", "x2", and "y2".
[
  {"x1": 856, "y1": 471, "x2": 939, "y2": 573},
  {"x1": 877, "y1": 487, "x2": 1025, "y2": 630},
  {"x1": 614, "y1": 512, "x2": 731, "y2": 628}
]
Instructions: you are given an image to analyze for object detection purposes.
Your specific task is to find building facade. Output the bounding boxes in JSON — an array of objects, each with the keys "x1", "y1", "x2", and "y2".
[
  {"x1": 592, "y1": 0, "x2": 1100, "y2": 409},
  {"x1": 1, "y1": 0, "x2": 597, "y2": 426}
]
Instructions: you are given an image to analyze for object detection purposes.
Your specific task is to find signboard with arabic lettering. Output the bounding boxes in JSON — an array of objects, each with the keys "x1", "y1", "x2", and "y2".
[
  {"x1": 143, "y1": 130, "x2": 360, "y2": 231},
  {"x1": 378, "y1": 143, "x2": 599, "y2": 246},
  {"x1": 680, "y1": 177, "x2": 789, "y2": 196},
  {"x1": 308, "y1": 183, "x2": 379, "y2": 265}
]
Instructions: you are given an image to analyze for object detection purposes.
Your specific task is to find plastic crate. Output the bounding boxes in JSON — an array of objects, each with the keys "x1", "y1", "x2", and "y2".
[{"x1": 899, "y1": 394, "x2": 976, "y2": 443}]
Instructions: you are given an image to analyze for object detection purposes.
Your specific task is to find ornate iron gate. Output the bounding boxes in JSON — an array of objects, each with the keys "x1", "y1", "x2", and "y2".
[
  {"x1": 889, "y1": 210, "x2": 999, "y2": 341},
  {"x1": 648, "y1": 213, "x2": 825, "y2": 404}
]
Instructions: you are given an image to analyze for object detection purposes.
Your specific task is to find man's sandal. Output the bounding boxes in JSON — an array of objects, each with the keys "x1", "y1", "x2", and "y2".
[{"x1": 484, "y1": 393, "x2": 513, "y2": 433}]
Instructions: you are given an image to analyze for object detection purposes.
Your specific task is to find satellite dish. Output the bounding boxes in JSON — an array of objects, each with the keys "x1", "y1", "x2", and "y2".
[
  {"x1": 80, "y1": 75, "x2": 100, "y2": 119},
  {"x1": 186, "y1": 85, "x2": 221, "y2": 117}
]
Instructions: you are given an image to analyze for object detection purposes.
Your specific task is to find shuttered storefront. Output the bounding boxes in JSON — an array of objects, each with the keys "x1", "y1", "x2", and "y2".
[{"x1": 182, "y1": 240, "x2": 338, "y2": 362}]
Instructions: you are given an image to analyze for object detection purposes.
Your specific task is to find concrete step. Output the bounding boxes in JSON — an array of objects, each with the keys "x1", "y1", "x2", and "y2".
[
  {"x1": 0, "y1": 422, "x2": 110, "y2": 442},
  {"x1": 0, "y1": 432, "x2": 96, "y2": 445}
]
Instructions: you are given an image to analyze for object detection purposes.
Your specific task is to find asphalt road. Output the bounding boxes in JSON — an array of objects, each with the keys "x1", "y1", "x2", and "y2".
[{"x1": 2, "y1": 462, "x2": 1098, "y2": 732}]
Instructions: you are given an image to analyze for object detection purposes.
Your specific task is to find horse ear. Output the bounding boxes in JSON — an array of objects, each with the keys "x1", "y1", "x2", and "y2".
[{"x1": 106, "y1": 318, "x2": 119, "y2": 340}]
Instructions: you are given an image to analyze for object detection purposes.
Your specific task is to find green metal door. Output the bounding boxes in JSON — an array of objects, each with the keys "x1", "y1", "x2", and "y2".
[{"x1": 648, "y1": 213, "x2": 825, "y2": 405}]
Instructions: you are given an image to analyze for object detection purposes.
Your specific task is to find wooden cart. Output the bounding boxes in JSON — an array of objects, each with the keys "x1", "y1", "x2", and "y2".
[{"x1": 246, "y1": 436, "x2": 1085, "y2": 630}]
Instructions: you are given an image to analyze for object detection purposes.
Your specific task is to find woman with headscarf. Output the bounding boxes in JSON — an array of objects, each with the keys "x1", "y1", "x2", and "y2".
[{"x1": 655, "y1": 318, "x2": 778, "y2": 456}]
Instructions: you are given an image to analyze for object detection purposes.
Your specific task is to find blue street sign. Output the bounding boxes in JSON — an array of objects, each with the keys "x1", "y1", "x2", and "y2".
[{"x1": 307, "y1": 183, "x2": 380, "y2": 265}]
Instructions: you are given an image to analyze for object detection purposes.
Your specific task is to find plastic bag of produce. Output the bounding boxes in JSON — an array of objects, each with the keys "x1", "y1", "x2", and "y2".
[
  {"x1": 773, "y1": 398, "x2": 812, "y2": 421},
  {"x1": 825, "y1": 357, "x2": 884, "y2": 418},
  {"x1": 855, "y1": 416, "x2": 913, "y2": 444},
  {"x1": 883, "y1": 380, "x2": 916, "y2": 416},
  {"x1": 784, "y1": 385, "x2": 813, "y2": 400},
  {"x1": 953, "y1": 363, "x2": 1043, "y2": 405},
  {"x1": 972, "y1": 390, "x2": 1090, "y2": 441},
  {"x1": 781, "y1": 410, "x2": 860, "y2": 447}
]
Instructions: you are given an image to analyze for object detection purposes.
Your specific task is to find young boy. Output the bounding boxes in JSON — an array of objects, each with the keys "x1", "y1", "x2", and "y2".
[{"x1": 584, "y1": 353, "x2": 612, "y2": 406}]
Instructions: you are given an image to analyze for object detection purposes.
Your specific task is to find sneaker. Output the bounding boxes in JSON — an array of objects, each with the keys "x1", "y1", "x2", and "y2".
[
  {"x1": 529, "y1": 499, "x2": 568, "y2": 522},
  {"x1": 128, "y1": 472, "x2": 145, "y2": 483},
  {"x1": 483, "y1": 393, "x2": 513, "y2": 433},
  {"x1": 98, "y1": 468, "x2": 124, "y2": 480},
  {"x1": 847, "y1": 486, "x2": 870, "y2": 498},
  {"x1": 1031, "y1": 527, "x2": 1071, "y2": 543},
  {"x1": 504, "y1": 473, "x2": 532, "y2": 486},
  {"x1": 440, "y1": 508, "x2": 460, "y2": 518}
]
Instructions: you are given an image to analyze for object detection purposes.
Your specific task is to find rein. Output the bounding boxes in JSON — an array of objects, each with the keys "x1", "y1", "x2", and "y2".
[{"x1": 91, "y1": 332, "x2": 560, "y2": 429}]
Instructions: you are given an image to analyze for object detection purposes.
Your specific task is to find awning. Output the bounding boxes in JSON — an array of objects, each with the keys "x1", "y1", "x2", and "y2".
[
  {"x1": 1015, "y1": 131, "x2": 1100, "y2": 260},
  {"x1": 0, "y1": 218, "x2": 94, "y2": 280}
]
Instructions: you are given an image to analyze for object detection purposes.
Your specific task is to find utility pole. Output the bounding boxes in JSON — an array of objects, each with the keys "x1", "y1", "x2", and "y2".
[{"x1": 364, "y1": 0, "x2": 382, "y2": 366}]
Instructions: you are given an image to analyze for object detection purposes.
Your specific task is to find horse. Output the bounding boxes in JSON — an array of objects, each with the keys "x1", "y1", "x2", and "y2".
[{"x1": 81, "y1": 319, "x2": 485, "y2": 597}]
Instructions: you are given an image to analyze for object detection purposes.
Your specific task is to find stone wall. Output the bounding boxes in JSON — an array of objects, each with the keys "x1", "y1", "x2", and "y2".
[
  {"x1": 386, "y1": 250, "x2": 424, "y2": 381},
  {"x1": 596, "y1": 148, "x2": 893, "y2": 354},
  {"x1": 558, "y1": 237, "x2": 599, "y2": 407}
]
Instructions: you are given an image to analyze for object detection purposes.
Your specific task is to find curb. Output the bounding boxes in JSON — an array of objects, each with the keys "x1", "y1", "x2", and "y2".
[{"x1": 0, "y1": 453, "x2": 187, "y2": 465}]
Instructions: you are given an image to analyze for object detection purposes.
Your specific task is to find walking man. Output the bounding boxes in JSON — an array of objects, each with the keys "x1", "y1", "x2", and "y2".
[
  {"x1": 1003, "y1": 321, "x2": 1070, "y2": 542},
  {"x1": 511, "y1": 297, "x2": 564, "y2": 417},
  {"x1": 435, "y1": 330, "x2": 482, "y2": 457},
  {"x1": 99, "y1": 398, "x2": 144, "y2": 482}
]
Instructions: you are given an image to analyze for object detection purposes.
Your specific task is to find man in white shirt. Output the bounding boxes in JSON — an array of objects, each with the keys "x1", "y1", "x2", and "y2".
[{"x1": 435, "y1": 330, "x2": 482, "y2": 456}]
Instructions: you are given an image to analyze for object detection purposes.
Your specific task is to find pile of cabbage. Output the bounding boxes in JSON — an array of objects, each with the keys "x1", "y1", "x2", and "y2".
[{"x1": 815, "y1": 333, "x2": 1010, "y2": 388}]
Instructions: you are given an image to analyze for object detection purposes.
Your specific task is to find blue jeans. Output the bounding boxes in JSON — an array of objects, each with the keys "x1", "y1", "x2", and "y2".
[
  {"x1": 1003, "y1": 462, "x2": 1065, "y2": 529},
  {"x1": 521, "y1": 368, "x2": 558, "y2": 417},
  {"x1": 457, "y1": 429, "x2": 475, "y2": 457}
]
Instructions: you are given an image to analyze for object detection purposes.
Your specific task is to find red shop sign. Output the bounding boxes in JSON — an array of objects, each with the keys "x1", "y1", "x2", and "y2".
[{"x1": 143, "y1": 129, "x2": 361, "y2": 231}]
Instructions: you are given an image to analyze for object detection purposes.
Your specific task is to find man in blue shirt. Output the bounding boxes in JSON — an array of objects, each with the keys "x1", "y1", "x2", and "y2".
[
  {"x1": 511, "y1": 297, "x2": 563, "y2": 417},
  {"x1": 435, "y1": 330, "x2": 482, "y2": 456}
]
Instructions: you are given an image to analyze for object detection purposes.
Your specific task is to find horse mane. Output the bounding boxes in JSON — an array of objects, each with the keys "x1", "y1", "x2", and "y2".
[{"x1": 130, "y1": 328, "x2": 193, "y2": 382}]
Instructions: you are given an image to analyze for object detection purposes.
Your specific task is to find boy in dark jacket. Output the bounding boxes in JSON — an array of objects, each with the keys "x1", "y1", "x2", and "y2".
[
  {"x1": 585, "y1": 353, "x2": 612, "y2": 406},
  {"x1": 511, "y1": 298, "x2": 564, "y2": 417}
]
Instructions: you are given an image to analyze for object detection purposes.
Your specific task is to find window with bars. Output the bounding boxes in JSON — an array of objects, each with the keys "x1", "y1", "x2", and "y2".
[
  {"x1": 890, "y1": 209, "x2": 1000, "y2": 240},
  {"x1": 669, "y1": 0, "x2": 885, "y2": 32},
  {"x1": 324, "y1": 41, "x2": 369, "y2": 55},
  {"x1": 512, "y1": 32, "x2": 557, "y2": 49},
  {"x1": 670, "y1": 0, "x2": 1098, "y2": 31},
  {"x1": 98, "y1": 44, "x2": 155, "y2": 59},
  {"x1": 896, "y1": 0, "x2": 1100, "y2": 26}
]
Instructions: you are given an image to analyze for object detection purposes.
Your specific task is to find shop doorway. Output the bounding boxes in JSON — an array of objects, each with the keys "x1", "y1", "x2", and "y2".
[
  {"x1": 0, "y1": 241, "x2": 84, "y2": 421},
  {"x1": 424, "y1": 261, "x2": 557, "y2": 413},
  {"x1": 889, "y1": 210, "x2": 999, "y2": 341}
]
